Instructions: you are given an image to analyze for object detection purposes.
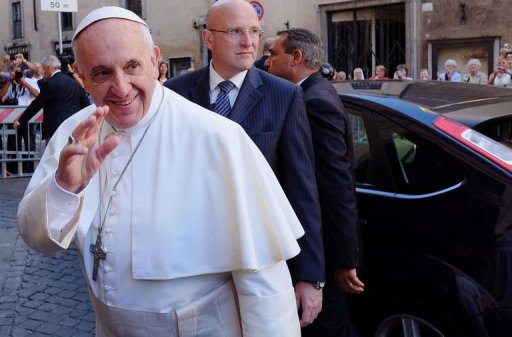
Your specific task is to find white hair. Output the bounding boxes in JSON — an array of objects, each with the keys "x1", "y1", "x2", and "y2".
[
  {"x1": 445, "y1": 59, "x2": 457, "y2": 67},
  {"x1": 466, "y1": 58, "x2": 481, "y2": 69}
]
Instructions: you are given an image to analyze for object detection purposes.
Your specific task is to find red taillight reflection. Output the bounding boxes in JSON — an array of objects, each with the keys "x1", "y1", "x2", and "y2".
[{"x1": 433, "y1": 116, "x2": 512, "y2": 172}]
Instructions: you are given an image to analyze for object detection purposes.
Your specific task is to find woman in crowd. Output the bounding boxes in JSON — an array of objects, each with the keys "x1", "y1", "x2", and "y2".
[
  {"x1": 462, "y1": 58, "x2": 488, "y2": 84},
  {"x1": 488, "y1": 57, "x2": 511, "y2": 88},
  {"x1": 393, "y1": 64, "x2": 412, "y2": 80},
  {"x1": 369, "y1": 65, "x2": 389, "y2": 80},
  {"x1": 505, "y1": 51, "x2": 512, "y2": 73},
  {"x1": 437, "y1": 59, "x2": 462, "y2": 82},
  {"x1": 334, "y1": 70, "x2": 346, "y2": 81},
  {"x1": 353, "y1": 67, "x2": 365, "y2": 80},
  {"x1": 158, "y1": 61, "x2": 169, "y2": 84}
]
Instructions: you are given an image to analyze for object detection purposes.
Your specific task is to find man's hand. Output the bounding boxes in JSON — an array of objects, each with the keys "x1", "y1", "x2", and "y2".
[
  {"x1": 334, "y1": 268, "x2": 364, "y2": 294},
  {"x1": 295, "y1": 281, "x2": 322, "y2": 327},
  {"x1": 13, "y1": 121, "x2": 20, "y2": 129},
  {"x1": 55, "y1": 106, "x2": 120, "y2": 193}
]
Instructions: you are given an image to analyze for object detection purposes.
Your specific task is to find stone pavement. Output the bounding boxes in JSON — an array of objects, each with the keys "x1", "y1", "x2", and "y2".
[{"x1": 0, "y1": 178, "x2": 95, "y2": 337}]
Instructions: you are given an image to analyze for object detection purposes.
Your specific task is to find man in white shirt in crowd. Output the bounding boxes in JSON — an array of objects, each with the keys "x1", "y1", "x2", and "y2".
[{"x1": 17, "y1": 6, "x2": 304, "y2": 336}]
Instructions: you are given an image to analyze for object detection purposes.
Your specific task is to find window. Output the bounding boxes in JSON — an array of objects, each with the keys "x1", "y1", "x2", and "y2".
[
  {"x1": 12, "y1": 1, "x2": 22, "y2": 39},
  {"x1": 431, "y1": 38, "x2": 494, "y2": 80},
  {"x1": 349, "y1": 113, "x2": 371, "y2": 183},
  {"x1": 125, "y1": 0, "x2": 143, "y2": 18},
  {"x1": 374, "y1": 114, "x2": 464, "y2": 194},
  {"x1": 329, "y1": 5, "x2": 405, "y2": 79},
  {"x1": 347, "y1": 107, "x2": 394, "y2": 192},
  {"x1": 168, "y1": 57, "x2": 194, "y2": 77},
  {"x1": 347, "y1": 105, "x2": 464, "y2": 195}
]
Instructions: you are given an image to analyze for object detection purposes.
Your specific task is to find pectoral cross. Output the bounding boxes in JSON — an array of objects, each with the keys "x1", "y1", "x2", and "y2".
[{"x1": 90, "y1": 238, "x2": 106, "y2": 281}]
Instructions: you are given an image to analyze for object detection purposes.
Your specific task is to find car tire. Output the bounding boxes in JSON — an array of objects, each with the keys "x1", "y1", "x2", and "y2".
[{"x1": 361, "y1": 295, "x2": 475, "y2": 337}]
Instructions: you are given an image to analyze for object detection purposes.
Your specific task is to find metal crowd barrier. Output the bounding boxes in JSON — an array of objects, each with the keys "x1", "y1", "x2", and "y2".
[{"x1": 0, "y1": 105, "x2": 43, "y2": 178}]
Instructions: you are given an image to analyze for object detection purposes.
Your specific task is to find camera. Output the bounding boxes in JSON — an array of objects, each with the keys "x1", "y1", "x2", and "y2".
[{"x1": 14, "y1": 70, "x2": 23, "y2": 81}]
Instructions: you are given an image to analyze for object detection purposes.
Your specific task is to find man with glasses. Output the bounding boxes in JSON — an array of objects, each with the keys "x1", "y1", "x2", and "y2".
[{"x1": 165, "y1": 0, "x2": 325, "y2": 328}]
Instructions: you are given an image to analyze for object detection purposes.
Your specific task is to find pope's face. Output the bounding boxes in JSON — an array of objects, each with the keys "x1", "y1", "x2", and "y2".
[
  {"x1": 203, "y1": 0, "x2": 260, "y2": 79},
  {"x1": 74, "y1": 19, "x2": 159, "y2": 130}
]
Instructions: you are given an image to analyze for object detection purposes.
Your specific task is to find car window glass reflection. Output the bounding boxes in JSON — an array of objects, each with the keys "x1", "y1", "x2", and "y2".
[
  {"x1": 349, "y1": 113, "x2": 371, "y2": 185},
  {"x1": 374, "y1": 114, "x2": 464, "y2": 194}
]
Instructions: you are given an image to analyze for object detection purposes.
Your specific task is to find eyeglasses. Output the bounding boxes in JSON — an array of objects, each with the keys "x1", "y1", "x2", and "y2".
[{"x1": 207, "y1": 28, "x2": 264, "y2": 40}]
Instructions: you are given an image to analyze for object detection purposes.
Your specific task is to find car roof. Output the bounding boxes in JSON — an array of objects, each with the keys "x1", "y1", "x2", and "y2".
[{"x1": 333, "y1": 80, "x2": 512, "y2": 128}]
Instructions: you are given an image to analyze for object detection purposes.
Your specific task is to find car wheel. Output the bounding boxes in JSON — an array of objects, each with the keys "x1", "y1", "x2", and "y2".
[
  {"x1": 362, "y1": 296, "x2": 474, "y2": 337},
  {"x1": 375, "y1": 314, "x2": 445, "y2": 337}
]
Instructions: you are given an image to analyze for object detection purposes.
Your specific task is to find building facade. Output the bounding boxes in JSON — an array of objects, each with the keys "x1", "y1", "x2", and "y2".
[{"x1": 2, "y1": 0, "x2": 510, "y2": 80}]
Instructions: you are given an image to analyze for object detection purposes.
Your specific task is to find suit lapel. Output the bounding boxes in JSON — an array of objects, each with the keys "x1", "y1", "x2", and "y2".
[
  {"x1": 229, "y1": 67, "x2": 263, "y2": 124},
  {"x1": 191, "y1": 68, "x2": 211, "y2": 110}
]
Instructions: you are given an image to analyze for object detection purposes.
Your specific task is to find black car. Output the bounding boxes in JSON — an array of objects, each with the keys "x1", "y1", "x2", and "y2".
[{"x1": 333, "y1": 80, "x2": 512, "y2": 337}]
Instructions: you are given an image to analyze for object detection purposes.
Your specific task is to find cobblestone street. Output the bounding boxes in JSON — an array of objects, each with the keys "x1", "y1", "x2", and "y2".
[{"x1": 0, "y1": 178, "x2": 95, "y2": 337}]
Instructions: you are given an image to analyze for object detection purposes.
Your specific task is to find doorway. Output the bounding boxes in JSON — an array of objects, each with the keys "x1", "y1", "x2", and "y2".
[{"x1": 328, "y1": 4, "x2": 405, "y2": 80}]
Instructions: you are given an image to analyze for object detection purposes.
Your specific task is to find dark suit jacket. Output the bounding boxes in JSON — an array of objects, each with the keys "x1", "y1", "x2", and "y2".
[
  {"x1": 19, "y1": 72, "x2": 90, "y2": 140},
  {"x1": 301, "y1": 72, "x2": 359, "y2": 270},
  {"x1": 165, "y1": 66, "x2": 325, "y2": 282},
  {"x1": 253, "y1": 55, "x2": 269, "y2": 71}
]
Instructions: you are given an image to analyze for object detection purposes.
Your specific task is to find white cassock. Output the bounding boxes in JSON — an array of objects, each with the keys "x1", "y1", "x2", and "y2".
[{"x1": 17, "y1": 82, "x2": 305, "y2": 337}]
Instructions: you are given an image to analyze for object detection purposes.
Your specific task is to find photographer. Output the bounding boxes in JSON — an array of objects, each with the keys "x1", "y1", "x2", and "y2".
[
  {"x1": 393, "y1": 64, "x2": 413, "y2": 80},
  {"x1": 1, "y1": 64, "x2": 40, "y2": 174},
  {"x1": 1, "y1": 64, "x2": 39, "y2": 106}
]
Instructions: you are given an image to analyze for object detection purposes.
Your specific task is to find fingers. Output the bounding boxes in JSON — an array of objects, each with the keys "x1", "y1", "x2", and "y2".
[
  {"x1": 334, "y1": 268, "x2": 365, "y2": 294},
  {"x1": 96, "y1": 134, "x2": 121, "y2": 162},
  {"x1": 56, "y1": 106, "x2": 116, "y2": 193},
  {"x1": 295, "y1": 281, "x2": 322, "y2": 327},
  {"x1": 346, "y1": 276, "x2": 365, "y2": 294},
  {"x1": 299, "y1": 298, "x2": 322, "y2": 327},
  {"x1": 71, "y1": 106, "x2": 110, "y2": 147}
]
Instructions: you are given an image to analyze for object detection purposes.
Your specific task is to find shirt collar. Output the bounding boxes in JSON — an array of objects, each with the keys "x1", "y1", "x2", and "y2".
[{"x1": 209, "y1": 62, "x2": 247, "y2": 92}]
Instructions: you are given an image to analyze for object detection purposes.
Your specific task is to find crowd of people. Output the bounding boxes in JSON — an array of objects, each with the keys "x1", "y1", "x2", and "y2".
[
  {"x1": 321, "y1": 47, "x2": 512, "y2": 87},
  {"x1": 0, "y1": 51, "x2": 89, "y2": 176}
]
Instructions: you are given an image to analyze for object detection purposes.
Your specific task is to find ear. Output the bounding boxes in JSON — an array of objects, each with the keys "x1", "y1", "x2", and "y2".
[
  {"x1": 72, "y1": 63, "x2": 88, "y2": 89},
  {"x1": 291, "y1": 49, "x2": 303, "y2": 66},
  {"x1": 151, "y1": 46, "x2": 161, "y2": 79},
  {"x1": 202, "y1": 29, "x2": 214, "y2": 50}
]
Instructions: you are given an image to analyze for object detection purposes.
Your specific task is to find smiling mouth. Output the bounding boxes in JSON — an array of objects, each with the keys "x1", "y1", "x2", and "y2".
[{"x1": 109, "y1": 95, "x2": 137, "y2": 106}]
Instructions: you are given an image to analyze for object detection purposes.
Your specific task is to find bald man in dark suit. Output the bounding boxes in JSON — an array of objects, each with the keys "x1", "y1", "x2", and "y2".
[{"x1": 165, "y1": 0, "x2": 325, "y2": 327}]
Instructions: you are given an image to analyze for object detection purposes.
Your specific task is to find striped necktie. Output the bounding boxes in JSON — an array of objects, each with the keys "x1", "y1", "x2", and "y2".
[{"x1": 214, "y1": 81, "x2": 235, "y2": 116}]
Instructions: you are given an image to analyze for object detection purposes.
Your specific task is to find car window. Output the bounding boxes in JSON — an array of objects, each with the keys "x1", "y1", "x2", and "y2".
[
  {"x1": 347, "y1": 109, "x2": 394, "y2": 192},
  {"x1": 374, "y1": 114, "x2": 465, "y2": 194},
  {"x1": 349, "y1": 113, "x2": 371, "y2": 183}
]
